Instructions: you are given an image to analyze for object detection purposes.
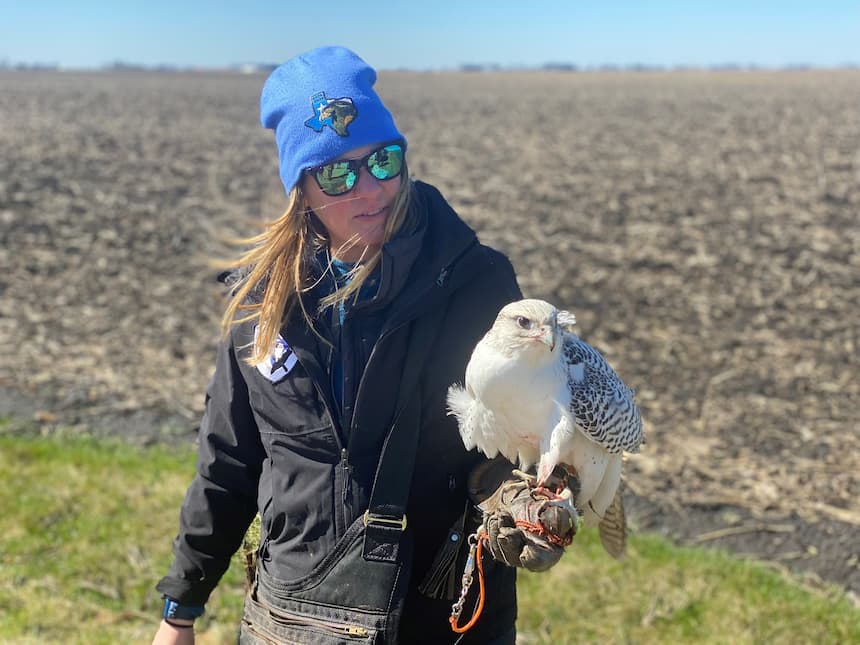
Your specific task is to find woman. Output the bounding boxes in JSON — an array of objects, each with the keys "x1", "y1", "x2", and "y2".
[{"x1": 152, "y1": 46, "x2": 565, "y2": 645}]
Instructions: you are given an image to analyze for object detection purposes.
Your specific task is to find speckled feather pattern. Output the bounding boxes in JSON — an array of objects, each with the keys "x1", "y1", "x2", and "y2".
[{"x1": 563, "y1": 332, "x2": 643, "y2": 454}]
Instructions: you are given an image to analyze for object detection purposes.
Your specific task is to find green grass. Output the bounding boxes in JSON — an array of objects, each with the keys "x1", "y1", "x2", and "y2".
[
  {"x1": 0, "y1": 432, "x2": 246, "y2": 645},
  {"x1": 517, "y1": 531, "x2": 859, "y2": 644},
  {"x1": 0, "y1": 432, "x2": 857, "y2": 644}
]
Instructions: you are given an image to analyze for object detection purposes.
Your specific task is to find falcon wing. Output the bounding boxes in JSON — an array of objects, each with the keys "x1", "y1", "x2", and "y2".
[{"x1": 563, "y1": 333, "x2": 643, "y2": 454}]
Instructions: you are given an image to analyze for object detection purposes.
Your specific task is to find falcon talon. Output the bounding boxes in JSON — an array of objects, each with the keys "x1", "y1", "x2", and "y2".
[
  {"x1": 555, "y1": 487, "x2": 573, "y2": 502},
  {"x1": 511, "y1": 468, "x2": 536, "y2": 485},
  {"x1": 532, "y1": 486, "x2": 549, "y2": 499}
]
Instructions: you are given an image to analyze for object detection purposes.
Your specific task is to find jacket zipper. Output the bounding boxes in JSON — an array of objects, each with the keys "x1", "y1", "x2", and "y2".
[
  {"x1": 294, "y1": 344, "x2": 350, "y2": 537},
  {"x1": 328, "y1": 336, "x2": 351, "y2": 537},
  {"x1": 269, "y1": 608, "x2": 369, "y2": 638},
  {"x1": 244, "y1": 609, "x2": 371, "y2": 639},
  {"x1": 341, "y1": 447, "x2": 353, "y2": 515}
]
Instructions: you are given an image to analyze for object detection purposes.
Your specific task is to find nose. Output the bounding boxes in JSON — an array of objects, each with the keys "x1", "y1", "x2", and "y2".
[{"x1": 351, "y1": 165, "x2": 385, "y2": 196}]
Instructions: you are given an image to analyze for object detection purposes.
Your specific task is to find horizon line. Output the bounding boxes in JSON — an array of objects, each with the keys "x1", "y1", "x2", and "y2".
[{"x1": 3, "y1": 60, "x2": 859, "y2": 74}]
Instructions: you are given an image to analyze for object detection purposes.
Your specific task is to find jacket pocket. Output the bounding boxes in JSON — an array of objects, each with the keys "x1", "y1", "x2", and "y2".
[
  {"x1": 241, "y1": 591, "x2": 377, "y2": 644},
  {"x1": 248, "y1": 359, "x2": 333, "y2": 437}
]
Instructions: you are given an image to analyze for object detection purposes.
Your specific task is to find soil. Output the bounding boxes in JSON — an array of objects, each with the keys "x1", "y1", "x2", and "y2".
[{"x1": 1, "y1": 69, "x2": 858, "y2": 604}]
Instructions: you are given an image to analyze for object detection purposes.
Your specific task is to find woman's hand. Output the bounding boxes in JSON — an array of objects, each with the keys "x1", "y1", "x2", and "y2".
[
  {"x1": 468, "y1": 459, "x2": 578, "y2": 571},
  {"x1": 151, "y1": 619, "x2": 195, "y2": 645}
]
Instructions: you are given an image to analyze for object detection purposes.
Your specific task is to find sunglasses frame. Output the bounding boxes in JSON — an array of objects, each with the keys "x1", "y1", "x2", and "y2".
[{"x1": 305, "y1": 141, "x2": 405, "y2": 197}]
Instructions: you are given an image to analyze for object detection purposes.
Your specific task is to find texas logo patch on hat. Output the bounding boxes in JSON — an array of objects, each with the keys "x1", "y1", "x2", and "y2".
[
  {"x1": 254, "y1": 327, "x2": 297, "y2": 383},
  {"x1": 305, "y1": 91, "x2": 357, "y2": 136}
]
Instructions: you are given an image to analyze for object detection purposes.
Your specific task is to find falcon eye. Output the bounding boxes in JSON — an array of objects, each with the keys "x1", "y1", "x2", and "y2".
[{"x1": 515, "y1": 316, "x2": 533, "y2": 330}]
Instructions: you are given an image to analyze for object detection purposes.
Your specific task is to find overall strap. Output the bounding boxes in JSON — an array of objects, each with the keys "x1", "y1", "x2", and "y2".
[{"x1": 362, "y1": 302, "x2": 448, "y2": 562}]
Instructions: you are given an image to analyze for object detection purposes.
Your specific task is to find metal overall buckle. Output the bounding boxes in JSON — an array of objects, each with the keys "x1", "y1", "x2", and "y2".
[{"x1": 362, "y1": 510, "x2": 408, "y2": 531}]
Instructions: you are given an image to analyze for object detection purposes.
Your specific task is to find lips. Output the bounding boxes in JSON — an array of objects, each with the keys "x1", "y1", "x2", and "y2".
[{"x1": 355, "y1": 206, "x2": 388, "y2": 219}]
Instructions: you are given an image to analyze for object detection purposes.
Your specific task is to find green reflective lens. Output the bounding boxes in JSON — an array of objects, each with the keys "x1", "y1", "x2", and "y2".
[
  {"x1": 368, "y1": 145, "x2": 403, "y2": 181},
  {"x1": 310, "y1": 143, "x2": 404, "y2": 196},
  {"x1": 316, "y1": 162, "x2": 356, "y2": 195}
]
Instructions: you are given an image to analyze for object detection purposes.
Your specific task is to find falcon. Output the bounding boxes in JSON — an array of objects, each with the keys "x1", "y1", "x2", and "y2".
[{"x1": 447, "y1": 299, "x2": 644, "y2": 556}]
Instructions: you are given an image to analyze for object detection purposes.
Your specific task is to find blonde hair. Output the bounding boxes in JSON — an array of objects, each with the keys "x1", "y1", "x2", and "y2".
[{"x1": 221, "y1": 168, "x2": 414, "y2": 365}]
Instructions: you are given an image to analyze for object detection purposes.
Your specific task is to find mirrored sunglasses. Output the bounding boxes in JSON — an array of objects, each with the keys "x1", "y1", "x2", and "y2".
[{"x1": 307, "y1": 143, "x2": 404, "y2": 197}]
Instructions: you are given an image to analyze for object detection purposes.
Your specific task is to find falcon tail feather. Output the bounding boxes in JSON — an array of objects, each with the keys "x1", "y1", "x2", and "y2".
[{"x1": 597, "y1": 484, "x2": 627, "y2": 559}]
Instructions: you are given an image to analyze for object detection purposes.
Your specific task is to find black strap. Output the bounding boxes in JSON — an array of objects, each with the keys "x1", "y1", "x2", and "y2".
[{"x1": 362, "y1": 302, "x2": 447, "y2": 562}]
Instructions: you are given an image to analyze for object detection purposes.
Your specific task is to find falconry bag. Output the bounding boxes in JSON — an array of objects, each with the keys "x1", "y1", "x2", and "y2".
[{"x1": 239, "y1": 306, "x2": 447, "y2": 645}]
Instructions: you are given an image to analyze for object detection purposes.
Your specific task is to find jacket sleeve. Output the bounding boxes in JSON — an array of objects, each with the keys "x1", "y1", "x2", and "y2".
[{"x1": 156, "y1": 330, "x2": 265, "y2": 605}]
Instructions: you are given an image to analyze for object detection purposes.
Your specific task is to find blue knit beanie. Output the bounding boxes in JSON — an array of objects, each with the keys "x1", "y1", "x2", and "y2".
[{"x1": 261, "y1": 46, "x2": 405, "y2": 195}]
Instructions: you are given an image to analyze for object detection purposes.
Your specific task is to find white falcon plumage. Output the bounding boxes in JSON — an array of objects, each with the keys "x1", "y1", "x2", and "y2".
[{"x1": 447, "y1": 299, "x2": 644, "y2": 545}]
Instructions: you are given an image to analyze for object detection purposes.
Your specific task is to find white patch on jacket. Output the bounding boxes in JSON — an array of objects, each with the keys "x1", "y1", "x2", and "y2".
[{"x1": 254, "y1": 327, "x2": 297, "y2": 383}]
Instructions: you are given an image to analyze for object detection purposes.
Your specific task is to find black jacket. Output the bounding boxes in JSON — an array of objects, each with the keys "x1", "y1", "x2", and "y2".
[{"x1": 157, "y1": 181, "x2": 522, "y2": 643}]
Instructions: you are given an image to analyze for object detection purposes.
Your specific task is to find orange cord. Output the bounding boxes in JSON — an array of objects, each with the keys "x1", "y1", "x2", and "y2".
[
  {"x1": 449, "y1": 533, "x2": 487, "y2": 634},
  {"x1": 514, "y1": 519, "x2": 574, "y2": 547},
  {"x1": 448, "y1": 511, "x2": 573, "y2": 635}
]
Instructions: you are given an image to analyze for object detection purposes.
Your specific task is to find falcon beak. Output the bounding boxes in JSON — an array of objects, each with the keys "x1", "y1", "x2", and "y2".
[
  {"x1": 539, "y1": 311, "x2": 559, "y2": 351},
  {"x1": 539, "y1": 325, "x2": 556, "y2": 351}
]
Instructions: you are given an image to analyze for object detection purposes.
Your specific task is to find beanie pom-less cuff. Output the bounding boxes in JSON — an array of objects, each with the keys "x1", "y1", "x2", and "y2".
[{"x1": 261, "y1": 46, "x2": 405, "y2": 195}]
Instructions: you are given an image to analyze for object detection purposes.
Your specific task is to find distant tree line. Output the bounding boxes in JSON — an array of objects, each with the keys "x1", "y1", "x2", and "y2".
[
  {"x1": 1, "y1": 59, "x2": 857, "y2": 73},
  {"x1": 457, "y1": 62, "x2": 859, "y2": 72}
]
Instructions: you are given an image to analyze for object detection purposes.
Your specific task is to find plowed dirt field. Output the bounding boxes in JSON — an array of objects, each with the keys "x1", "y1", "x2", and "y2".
[{"x1": 1, "y1": 69, "x2": 857, "y2": 601}]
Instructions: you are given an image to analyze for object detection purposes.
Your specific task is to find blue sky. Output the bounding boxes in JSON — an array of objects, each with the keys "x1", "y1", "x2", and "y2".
[{"x1": 1, "y1": 1, "x2": 858, "y2": 70}]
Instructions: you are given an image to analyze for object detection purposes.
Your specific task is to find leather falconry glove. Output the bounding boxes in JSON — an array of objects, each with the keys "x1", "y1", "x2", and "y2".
[{"x1": 468, "y1": 458, "x2": 579, "y2": 572}]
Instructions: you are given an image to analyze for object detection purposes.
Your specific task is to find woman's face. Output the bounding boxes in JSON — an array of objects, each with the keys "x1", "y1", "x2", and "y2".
[{"x1": 302, "y1": 143, "x2": 402, "y2": 262}]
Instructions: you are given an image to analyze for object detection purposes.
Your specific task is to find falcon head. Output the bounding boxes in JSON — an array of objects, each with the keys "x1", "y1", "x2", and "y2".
[{"x1": 485, "y1": 299, "x2": 562, "y2": 359}]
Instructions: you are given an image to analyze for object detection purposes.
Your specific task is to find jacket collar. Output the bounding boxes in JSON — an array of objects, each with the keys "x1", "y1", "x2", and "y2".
[{"x1": 303, "y1": 179, "x2": 482, "y2": 325}]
